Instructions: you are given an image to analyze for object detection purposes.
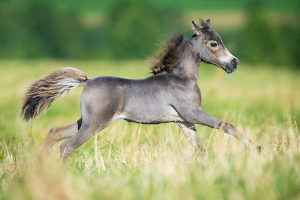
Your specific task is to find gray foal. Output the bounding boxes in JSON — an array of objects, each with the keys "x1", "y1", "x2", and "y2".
[{"x1": 21, "y1": 19, "x2": 254, "y2": 162}]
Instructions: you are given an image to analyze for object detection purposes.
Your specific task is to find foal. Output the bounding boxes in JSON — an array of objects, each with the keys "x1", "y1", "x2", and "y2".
[{"x1": 21, "y1": 19, "x2": 253, "y2": 162}]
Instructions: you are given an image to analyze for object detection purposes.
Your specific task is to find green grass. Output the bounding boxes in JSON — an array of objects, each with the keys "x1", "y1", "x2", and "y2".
[{"x1": 0, "y1": 60, "x2": 299, "y2": 200}]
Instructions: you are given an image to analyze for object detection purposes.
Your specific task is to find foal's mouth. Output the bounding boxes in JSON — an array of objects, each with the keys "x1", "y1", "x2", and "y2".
[
  {"x1": 211, "y1": 62, "x2": 237, "y2": 74},
  {"x1": 223, "y1": 67, "x2": 237, "y2": 74},
  {"x1": 218, "y1": 65, "x2": 237, "y2": 74}
]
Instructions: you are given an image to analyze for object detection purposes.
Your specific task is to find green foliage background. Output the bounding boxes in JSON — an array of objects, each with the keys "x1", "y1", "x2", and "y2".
[{"x1": 0, "y1": 0, "x2": 299, "y2": 67}]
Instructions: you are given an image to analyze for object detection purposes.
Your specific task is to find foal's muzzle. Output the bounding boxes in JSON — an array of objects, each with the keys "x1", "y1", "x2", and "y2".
[{"x1": 224, "y1": 58, "x2": 239, "y2": 74}]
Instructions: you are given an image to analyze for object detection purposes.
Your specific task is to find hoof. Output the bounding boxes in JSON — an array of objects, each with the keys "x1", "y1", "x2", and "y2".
[
  {"x1": 256, "y1": 145, "x2": 263, "y2": 153},
  {"x1": 194, "y1": 148, "x2": 206, "y2": 157}
]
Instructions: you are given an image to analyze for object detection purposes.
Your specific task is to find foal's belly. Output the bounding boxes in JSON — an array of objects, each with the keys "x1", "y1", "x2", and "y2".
[{"x1": 115, "y1": 104, "x2": 183, "y2": 124}]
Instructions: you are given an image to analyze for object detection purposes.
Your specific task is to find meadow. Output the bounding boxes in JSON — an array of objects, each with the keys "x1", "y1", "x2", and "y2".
[{"x1": 0, "y1": 60, "x2": 299, "y2": 200}]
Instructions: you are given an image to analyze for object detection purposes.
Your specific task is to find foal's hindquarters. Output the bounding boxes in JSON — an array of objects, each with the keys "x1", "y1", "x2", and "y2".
[{"x1": 41, "y1": 78, "x2": 117, "y2": 161}]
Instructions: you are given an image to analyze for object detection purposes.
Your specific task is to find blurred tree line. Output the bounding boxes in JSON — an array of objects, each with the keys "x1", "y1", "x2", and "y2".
[
  {"x1": 0, "y1": 0, "x2": 299, "y2": 67},
  {"x1": 0, "y1": 0, "x2": 184, "y2": 59},
  {"x1": 232, "y1": 0, "x2": 300, "y2": 68}
]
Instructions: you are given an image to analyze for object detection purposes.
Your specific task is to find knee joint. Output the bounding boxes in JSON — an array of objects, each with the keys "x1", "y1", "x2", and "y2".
[
  {"x1": 49, "y1": 127, "x2": 57, "y2": 135},
  {"x1": 48, "y1": 127, "x2": 60, "y2": 141}
]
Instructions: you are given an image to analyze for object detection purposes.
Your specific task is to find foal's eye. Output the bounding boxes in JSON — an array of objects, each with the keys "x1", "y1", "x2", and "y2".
[{"x1": 210, "y1": 42, "x2": 218, "y2": 48}]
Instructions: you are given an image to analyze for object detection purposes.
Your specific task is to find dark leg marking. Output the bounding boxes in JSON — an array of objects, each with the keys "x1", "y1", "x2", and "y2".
[{"x1": 77, "y1": 118, "x2": 82, "y2": 130}]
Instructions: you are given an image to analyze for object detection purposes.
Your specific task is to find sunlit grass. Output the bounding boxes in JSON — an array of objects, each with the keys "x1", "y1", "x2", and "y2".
[{"x1": 0, "y1": 60, "x2": 299, "y2": 200}]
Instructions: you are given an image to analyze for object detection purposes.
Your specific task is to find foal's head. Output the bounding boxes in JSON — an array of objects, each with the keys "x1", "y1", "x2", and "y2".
[{"x1": 191, "y1": 19, "x2": 239, "y2": 73}]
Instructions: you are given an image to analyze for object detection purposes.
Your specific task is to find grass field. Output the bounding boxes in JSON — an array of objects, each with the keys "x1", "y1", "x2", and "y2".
[{"x1": 0, "y1": 60, "x2": 299, "y2": 200}]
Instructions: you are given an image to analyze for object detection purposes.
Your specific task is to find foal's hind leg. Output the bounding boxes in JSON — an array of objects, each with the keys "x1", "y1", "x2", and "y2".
[
  {"x1": 177, "y1": 122, "x2": 206, "y2": 154},
  {"x1": 59, "y1": 118, "x2": 111, "y2": 163},
  {"x1": 59, "y1": 78, "x2": 125, "y2": 162},
  {"x1": 59, "y1": 101, "x2": 117, "y2": 162},
  {"x1": 42, "y1": 120, "x2": 81, "y2": 152}
]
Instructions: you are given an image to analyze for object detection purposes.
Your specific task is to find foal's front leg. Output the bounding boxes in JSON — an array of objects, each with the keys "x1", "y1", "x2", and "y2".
[
  {"x1": 177, "y1": 122, "x2": 206, "y2": 154},
  {"x1": 176, "y1": 106, "x2": 252, "y2": 147}
]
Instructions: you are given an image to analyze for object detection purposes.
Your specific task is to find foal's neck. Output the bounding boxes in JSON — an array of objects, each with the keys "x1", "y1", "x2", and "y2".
[{"x1": 173, "y1": 39, "x2": 200, "y2": 81}]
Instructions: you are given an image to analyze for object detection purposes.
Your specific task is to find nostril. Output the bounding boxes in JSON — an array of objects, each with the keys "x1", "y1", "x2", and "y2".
[{"x1": 231, "y1": 58, "x2": 238, "y2": 68}]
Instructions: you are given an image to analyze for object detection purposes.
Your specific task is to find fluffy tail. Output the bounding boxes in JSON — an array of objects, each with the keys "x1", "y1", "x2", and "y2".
[{"x1": 21, "y1": 67, "x2": 87, "y2": 121}]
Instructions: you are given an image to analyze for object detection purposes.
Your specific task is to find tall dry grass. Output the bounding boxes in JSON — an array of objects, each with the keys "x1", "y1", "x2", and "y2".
[{"x1": 0, "y1": 60, "x2": 299, "y2": 200}]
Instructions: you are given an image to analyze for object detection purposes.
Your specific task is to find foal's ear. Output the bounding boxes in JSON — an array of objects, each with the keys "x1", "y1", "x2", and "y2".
[
  {"x1": 200, "y1": 18, "x2": 211, "y2": 29},
  {"x1": 192, "y1": 21, "x2": 201, "y2": 35}
]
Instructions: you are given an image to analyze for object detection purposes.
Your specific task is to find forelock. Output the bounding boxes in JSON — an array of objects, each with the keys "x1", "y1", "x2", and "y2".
[{"x1": 201, "y1": 28, "x2": 223, "y2": 43}]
